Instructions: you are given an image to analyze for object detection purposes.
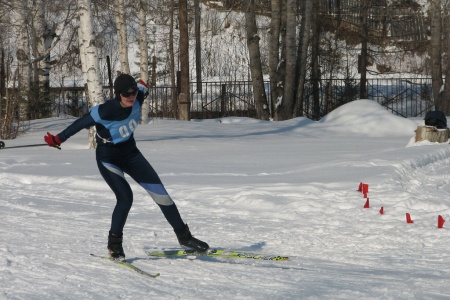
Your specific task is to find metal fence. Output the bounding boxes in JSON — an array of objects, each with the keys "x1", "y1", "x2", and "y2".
[
  {"x1": 301, "y1": 77, "x2": 433, "y2": 120},
  {"x1": 49, "y1": 86, "x2": 90, "y2": 117},
  {"x1": 147, "y1": 77, "x2": 433, "y2": 120},
  {"x1": 2, "y1": 77, "x2": 431, "y2": 122},
  {"x1": 366, "y1": 78, "x2": 433, "y2": 117},
  {"x1": 149, "y1": 81, "x2": 260, "y2": 119}
]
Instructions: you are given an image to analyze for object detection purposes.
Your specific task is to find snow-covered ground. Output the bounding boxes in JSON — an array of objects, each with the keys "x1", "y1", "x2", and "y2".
[{"x1": 1, "y1": 100, "x2": 449, "y2": 299}]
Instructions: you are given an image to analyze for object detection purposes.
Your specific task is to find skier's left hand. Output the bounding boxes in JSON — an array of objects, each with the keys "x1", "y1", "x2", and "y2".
[
  {"x1": 137, "y1": 79, "x2": 149, "y2": 98},
  {"x1": 44, "y1": 132, "x2": 62, "y2": 150}
]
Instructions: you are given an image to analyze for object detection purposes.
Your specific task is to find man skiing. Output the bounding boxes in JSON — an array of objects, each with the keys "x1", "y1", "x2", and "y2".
[{"x1": 44, "y1": 73, "x2": 209, "y2": 260}]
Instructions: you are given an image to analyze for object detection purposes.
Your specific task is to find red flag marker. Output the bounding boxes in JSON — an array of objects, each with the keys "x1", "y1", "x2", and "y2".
[
  {"x1": 438, "y1": 215, "x2": 445, "y2": 228},
  {"x1": 379, "y1": 207, "x2": 384, "y2": 214},
  {"x1": 357, "y1": 182, "x2": 363, "y2": 192},
  {"x1": 406, "y1": 213, "x2": 414, "y2": 224},
  {"x1": 363, "y1": 198, "x2": 370, "y2": 208},
  {"x1": 362, "y1": 184, "x2": 369, "y2": 195}
]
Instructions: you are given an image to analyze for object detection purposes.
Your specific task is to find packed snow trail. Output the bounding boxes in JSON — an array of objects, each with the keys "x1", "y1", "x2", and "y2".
[{"x1": 1, "y1": 101, "x2": 450, "y2": 299}]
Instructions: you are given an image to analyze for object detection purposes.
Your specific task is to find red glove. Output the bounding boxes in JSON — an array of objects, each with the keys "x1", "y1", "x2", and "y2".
[
  {"x1": 137, "y1": 79, "x2": 149, "y2": 98},
  {"x1": 44, "y1": 132, "x2": 62, "y2": 149}
]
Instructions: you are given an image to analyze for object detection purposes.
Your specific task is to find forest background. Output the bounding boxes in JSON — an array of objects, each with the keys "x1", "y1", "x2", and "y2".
[{"x1": 0, "y1": 0, "x2": 449, "y2": 143}]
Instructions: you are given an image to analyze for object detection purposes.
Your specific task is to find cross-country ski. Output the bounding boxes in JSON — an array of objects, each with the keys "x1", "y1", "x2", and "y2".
[
  {"x1": 147, "y1": 249, "x2": 289, "y2": 261},
  {"x1": 90, "y1": 254, "x2": 160, "y2": 278}
]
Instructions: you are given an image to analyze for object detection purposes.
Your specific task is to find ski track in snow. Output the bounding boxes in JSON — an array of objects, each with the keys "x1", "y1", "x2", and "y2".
[{"x1": 1, "y1": 102, "x2": 450, "y2": 299}]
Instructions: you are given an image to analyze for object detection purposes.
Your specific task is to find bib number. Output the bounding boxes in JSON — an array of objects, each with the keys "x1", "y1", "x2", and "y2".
[{"x1": 119, "y1": 119, "x2": 138, "y2": 138}]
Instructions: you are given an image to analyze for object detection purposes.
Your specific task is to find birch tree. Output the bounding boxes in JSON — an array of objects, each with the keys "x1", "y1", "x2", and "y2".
[
  {"x1": 114, "y1": 0, "x2": 130, "y2": 73},
  {"x1": 78, "y1": 0, "x2": 104, "y2": 148},
  {"x1": 1, "y1": 0, "x2": 75, "y2": 138},
  {"x1": 30, "y1": 0, "x2": 78, "y2": 119},
  {"x1": 13, "y1": 0, "x2": 32, "y2": 122},
  {"x1": 268, "y1": 0, "x2": 282, "y2": 120},
  {"x1": 293, "y1": 0, "x2": 312, "y2": 118},
  {"x1": 169, "y1": 0, "x2": 177, "y2": 118},
  {"x1": 31, "y1": 0, "x2": 54, "y2": 119},
  {"x1": 138, "y1": 0, "x2": 149, "y2": 124},
  {"x1": 269, "y1": 0, "x2": 299, "y2": 121}
]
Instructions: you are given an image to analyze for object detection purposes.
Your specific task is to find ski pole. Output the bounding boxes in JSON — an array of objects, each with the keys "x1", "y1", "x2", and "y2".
[{"x1": 0, "y1": 142, "x2": 61, "y2": 150}]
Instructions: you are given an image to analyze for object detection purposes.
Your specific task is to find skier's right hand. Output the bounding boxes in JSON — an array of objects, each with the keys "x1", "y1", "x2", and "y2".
[{"x1": 44, "y1": 132, "x2": 62, "y2": 150}]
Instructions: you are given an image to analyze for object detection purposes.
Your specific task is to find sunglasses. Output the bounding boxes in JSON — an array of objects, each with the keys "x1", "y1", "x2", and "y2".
[{"x1": 121, "y1": 89, "x2": 138, "y2": 97}]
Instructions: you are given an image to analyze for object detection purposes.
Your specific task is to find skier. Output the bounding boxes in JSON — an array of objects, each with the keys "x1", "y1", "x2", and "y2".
[{"x1": 44, "y1": 74, "x2": 209, "y2": 259}]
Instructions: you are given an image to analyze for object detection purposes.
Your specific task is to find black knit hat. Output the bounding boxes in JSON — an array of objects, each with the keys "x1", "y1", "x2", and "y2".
[{"x1": 114, "y1": 74, "x2": 137, "y2": 94}]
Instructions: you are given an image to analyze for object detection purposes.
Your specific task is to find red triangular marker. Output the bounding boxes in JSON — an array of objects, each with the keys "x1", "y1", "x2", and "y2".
[
  {"x1": 406, "y1": 213, "x2": 414, "y2": 224},
  {"x1": 364, "y1": 198, "x2": 370, "y2": 208},
  {"x1": 362, "y1": 184, "x2": 369, "y2": 195},
  {"x1": 357, "y1": 182, "x2": 363, "y2": 192},
  {"x1": 438, "y1": 215, "x2": 445, "y2": 228},
  {"x1": 379, "y1": 207, "x2": 384, "y2": 214}
]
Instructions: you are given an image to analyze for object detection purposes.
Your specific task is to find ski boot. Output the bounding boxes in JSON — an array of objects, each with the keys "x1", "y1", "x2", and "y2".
[
  {"x1": 108, "y1": 231, "x2": 125, "y2": 260},
  {"x1": 175, "y1": 224, "x2": 209, "y2": 253}
]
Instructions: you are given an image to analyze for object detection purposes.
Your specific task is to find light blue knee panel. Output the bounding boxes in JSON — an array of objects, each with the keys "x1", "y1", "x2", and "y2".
[
  {"x1": 140, "y1": 183, "x2": 174, "y2": 206},
  {"x1": 102, "y1": 162, "x2": 125, "y2": 179}
]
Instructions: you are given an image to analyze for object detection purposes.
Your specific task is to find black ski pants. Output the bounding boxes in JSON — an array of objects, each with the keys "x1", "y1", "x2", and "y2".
[{"x1": 95, "y1": 141, "x2": 185, "y2": 234}]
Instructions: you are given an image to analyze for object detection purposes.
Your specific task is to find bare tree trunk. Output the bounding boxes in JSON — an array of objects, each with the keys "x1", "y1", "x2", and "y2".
[
  {"x1": 169, "y1": 0, "x2": 177, "y2": 118},
  {"x1": 443, "y1": 3, "x2": 450, "y2": 114},
  {"x1": 243, "y1": 0, "x2": 269, "y2": 120},
  {"x1": 268, "y1": 0, "x2": 281, "y2": 120},
  {"x1": 194, "y1": 0, "x2": 202, "y2": 93},
  {"x1": 114, "y1": 0, "x2": 130, "y2": 74},
  {"x1": 293, "y1": 0, "x2": 312, "y2": 118},
  {"x1": 78, "y1": 0, "x2": 105, "y2": 148},
  {"x1": 278, "y1": 0, "x2": 297, "y2": 120},
  {"x1": 178, "y1": 0, "x2": 190, "y2": 120},
  {"x1": 138, "y1": 0, "x2": 149, "y2": 124},
  {"x1": 359, "y1": 0, "x2": 369, "y2": 100},
  {"x1": 310, "y1": 3, "x2": 321, "y2": 119},
  {"x1": 0, "y1": 48, "x2": 5, "y2": 100},
  {"x1": 429, "y1": 0, "x2": 444, "y2": 110},
  {"x1": 32, "y1": 0, "x2": 53, "y2": 119}
]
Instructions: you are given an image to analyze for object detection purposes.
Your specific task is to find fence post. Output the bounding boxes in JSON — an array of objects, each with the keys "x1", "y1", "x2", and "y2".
[
  {"x1": 175, "y1": 71, "x2": 181, "y2": 118},
  {"x1": 221, "y1": 84, "x2": 226, "y2": 116},
  {"x1": 106, "y1": 56, "x2": 113, "y2": 98}
]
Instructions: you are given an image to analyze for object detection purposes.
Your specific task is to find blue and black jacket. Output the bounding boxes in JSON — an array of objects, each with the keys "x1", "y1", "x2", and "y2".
[{"x1": 57, "y1": 90, "x2": 145, "y2": 147}]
